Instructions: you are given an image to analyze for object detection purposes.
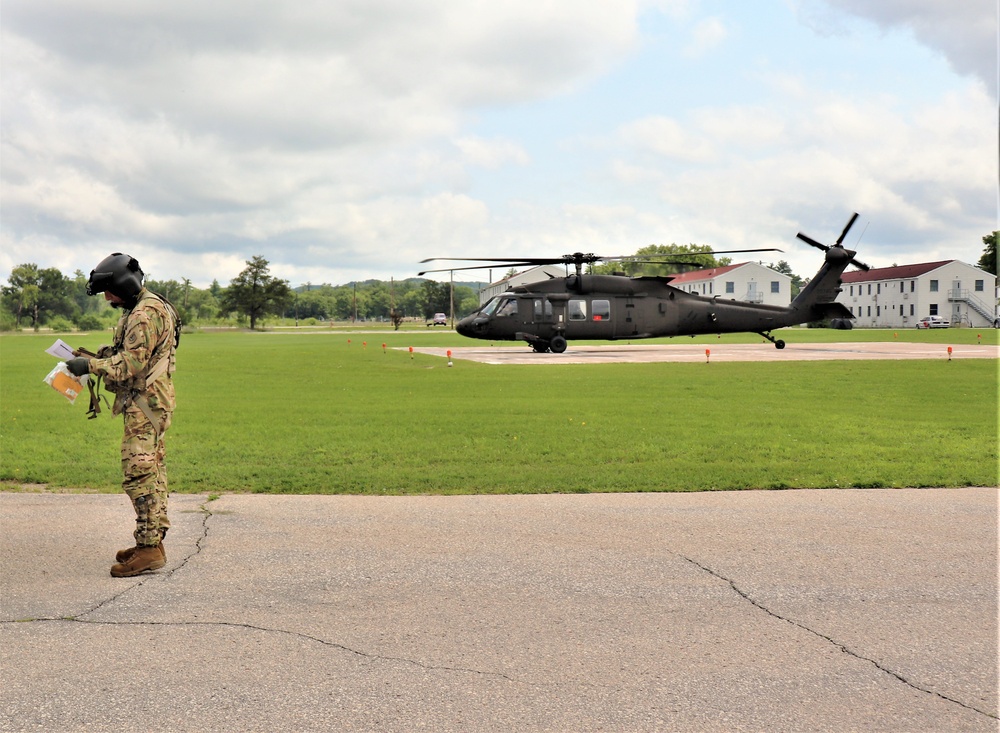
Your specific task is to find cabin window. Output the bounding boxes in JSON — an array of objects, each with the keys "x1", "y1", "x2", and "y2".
[
  {"x1": 726, "y1": 281, "x2": 734, "y2": 294},
  {"x1": 533, "y1": 299, "x2": 553, "y2": 320},
  {"x1": 930, "y1": 280, "x2": 938, "y2": 292},
  {"x1": 496, "y1": 299, "x2": 518, "y2": 317},
  {"x1": 568, "y1": 299, "x2": 587, "y2": 321},
  {"x1": 592, "y1": 300, "x2": 610, "y2": 321},
  {"x1": 770, "y1": 281, "x2": 780, "y2": 294}
]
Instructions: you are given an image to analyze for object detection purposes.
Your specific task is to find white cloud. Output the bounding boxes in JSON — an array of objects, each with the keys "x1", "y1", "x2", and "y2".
[
  {"x1": 0, "y1": 0, "x2": 993, "y2": 291},
  {"x1": 806, "y1": 0, "x2": 998, "y2": 96},
  {"x1": 682, "y1": 16, "x2": 730, "y2": 58},
  {"x1": 454, "y1": 137, "x2": 530, "y2": 169}
]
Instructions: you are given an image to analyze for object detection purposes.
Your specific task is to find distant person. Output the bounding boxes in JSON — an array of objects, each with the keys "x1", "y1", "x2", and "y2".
[{"x1": 65, "y1": 253, "x2": 180, "y2": 577}]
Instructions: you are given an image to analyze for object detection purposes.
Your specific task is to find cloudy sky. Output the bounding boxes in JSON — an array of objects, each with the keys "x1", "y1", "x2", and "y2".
[{"x1": 2, "y1": 0, "x2": 996, "y2": 288}]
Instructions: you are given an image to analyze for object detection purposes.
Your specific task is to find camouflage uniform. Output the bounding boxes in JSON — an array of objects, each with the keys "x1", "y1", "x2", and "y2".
[{"x1": 90, "y1": 288, "x2": 177, "y2": 548}]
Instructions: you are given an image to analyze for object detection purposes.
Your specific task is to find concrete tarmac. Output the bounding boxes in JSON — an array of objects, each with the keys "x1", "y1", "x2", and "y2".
[
  {"x1": 1, "y1": 489, "x2": 996, "y2": 732},
  {"x1": 411, "y1": 341, "x2": 1000, "y2": 365}
]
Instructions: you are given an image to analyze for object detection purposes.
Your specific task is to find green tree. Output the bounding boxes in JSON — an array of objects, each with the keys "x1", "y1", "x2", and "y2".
[
  {"x1": 767, "y1": 260, "x2": 805, "y2": 299},
  {"x1": 591, "y1": 244, "x2": 731, "y2": 277},
  {"x1": 2, "y1": 264, "x2": 76, "y2": 328},
  {"x1": 3, "y1": 264, "x2": 41, "y2": 327},
  {"x1": 978, "y1": 231, "x2": 997, "y2": 276},
  {"x1": 420, "y1": 280, "x2": 451, "y2": 319},
  {"x1": 220, "y1": 256, "x2": 291, "y2": 329}
]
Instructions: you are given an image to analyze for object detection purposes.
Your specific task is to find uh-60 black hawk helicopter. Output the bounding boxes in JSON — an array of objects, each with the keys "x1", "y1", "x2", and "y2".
[{"x1": 419, "y1": 213, "x2": 870, "y2": 353}]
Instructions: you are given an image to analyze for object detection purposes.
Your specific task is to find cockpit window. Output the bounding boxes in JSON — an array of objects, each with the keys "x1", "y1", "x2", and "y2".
[
  {"x1": 496, "y1": 298, "x2": 518, "y2": 317},
  {"x1": 480, "y1": 297, "x2": 501, "y2": 316}
]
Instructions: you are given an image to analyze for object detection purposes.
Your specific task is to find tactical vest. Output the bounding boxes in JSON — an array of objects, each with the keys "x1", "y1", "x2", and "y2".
[{"x1": 93, "y1": 290, "x2": 180, "y2": 436}]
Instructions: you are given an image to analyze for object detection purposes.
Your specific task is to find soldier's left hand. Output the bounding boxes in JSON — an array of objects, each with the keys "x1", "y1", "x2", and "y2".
[{"x1": 65, "y1": 357, "x2": 91, "y2": 377}]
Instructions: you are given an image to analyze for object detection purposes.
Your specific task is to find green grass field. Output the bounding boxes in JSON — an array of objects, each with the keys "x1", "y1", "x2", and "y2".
[{"x1": 2, "y1": 328, "x2": 997, "y2": 494}]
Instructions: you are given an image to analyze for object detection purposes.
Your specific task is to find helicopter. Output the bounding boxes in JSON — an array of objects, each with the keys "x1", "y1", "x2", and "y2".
[{"x1": 418, "y1": 213, "x2": 869, "y2": 353}]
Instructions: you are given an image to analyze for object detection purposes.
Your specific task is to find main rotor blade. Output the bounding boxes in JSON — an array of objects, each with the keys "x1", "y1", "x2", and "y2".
[
  {"x1": 419, "y1": 257, "x2": 566, "y2": 264},
  {"x1": 417, "y1": 262, "x2": 546, "y2": 276},
  {"x1": 796, "y1": 233, "x2": 828, "y2": 250},
  {"x1": 835, "y1": 212, "x2": 860, "y2": 246}
]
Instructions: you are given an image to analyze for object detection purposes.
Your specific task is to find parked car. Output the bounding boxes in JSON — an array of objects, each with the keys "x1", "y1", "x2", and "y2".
[
  {"x1": 428, "y1": 312, "x2": 448, "y2": 327},
  {"x1": 915, "y1": 316, "x2": 950, "y2": 329}
]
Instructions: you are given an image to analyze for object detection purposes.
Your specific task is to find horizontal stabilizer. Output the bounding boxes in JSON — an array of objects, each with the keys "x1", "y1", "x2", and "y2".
[{"x1": 811, "y1": 302, "x2": 854, "y2": 321}]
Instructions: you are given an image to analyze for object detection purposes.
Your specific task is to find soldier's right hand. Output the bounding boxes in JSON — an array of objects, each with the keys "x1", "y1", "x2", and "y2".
[{"x1": 65, "y1": 357, "x2": 91, "y2": 377}]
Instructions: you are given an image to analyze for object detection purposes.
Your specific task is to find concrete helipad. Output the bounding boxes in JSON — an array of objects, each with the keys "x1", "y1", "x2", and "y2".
[
  {"x1": 412, "y1": 341, "x2": 999, "y2": 365},
  {"x1": 1, "y1": 489, "x2": 996, "y2": 732}
]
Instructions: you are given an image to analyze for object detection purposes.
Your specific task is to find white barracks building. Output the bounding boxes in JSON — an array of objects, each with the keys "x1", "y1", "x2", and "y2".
[
  {"x1": 665, "y1": 262, "x2": 792, "y2": 306},
  {"x1": 837, "y1": 260, "x2": 996, "y2": 328}
]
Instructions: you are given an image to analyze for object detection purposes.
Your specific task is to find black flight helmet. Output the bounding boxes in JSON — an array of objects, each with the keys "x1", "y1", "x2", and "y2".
[{"x1": 87, "y1": 253, "x2": 144, "y2": 307}]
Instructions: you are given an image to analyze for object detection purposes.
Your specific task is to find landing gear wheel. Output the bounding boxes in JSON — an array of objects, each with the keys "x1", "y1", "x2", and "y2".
[
  {"x1": 531, "y1": 341, "x2": 550, "y2": 353},
  {"x1": 549, "y1": 335, "x2": 567, "y2": 353},
  {"x1": 775, "y1": 339, "x2": 785, "y2": 349}
]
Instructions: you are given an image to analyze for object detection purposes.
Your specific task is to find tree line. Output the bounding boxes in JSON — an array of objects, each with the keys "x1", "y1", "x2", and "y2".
[
  {"x1": 0, "y1": 255, "x2": 480, "y2": 331},
  {"x1": 6, "y1": 232, "x2": 994, "y2": 332}
]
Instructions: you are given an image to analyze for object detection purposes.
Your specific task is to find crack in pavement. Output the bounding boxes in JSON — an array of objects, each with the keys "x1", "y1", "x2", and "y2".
[
  {"x1": 3, "y1": 500, "x2": 515, "y2": 684},
  {"x1": 4, "y1": 499, "x2": 994, "y2": 715},
  {"x1": 676, "y1": 552, "x2": 998, "y2": 721}
]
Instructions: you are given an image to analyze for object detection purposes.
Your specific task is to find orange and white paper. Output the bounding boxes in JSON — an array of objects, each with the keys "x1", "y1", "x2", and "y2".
[{"x1": 44, "y1": 363, "x2": 86, "y2": 404}]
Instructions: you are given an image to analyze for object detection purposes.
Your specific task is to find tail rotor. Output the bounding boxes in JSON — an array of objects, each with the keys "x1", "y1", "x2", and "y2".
[{"x1": 796, "y1": 212, "x2": 870, "y2": 271}]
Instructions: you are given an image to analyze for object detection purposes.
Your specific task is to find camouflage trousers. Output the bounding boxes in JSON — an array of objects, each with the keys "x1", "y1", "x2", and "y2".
[{"x1": 121, "y1": 405, "x2": 172, "y2": 547}]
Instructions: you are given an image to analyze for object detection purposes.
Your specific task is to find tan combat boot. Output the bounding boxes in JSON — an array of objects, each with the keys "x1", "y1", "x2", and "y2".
[
  {"x1": 115, "y1": 542, "x2": 166, "y2": 563},
  {"x1": 110, "y1": 545, "x2": 166, "y2": 577}
]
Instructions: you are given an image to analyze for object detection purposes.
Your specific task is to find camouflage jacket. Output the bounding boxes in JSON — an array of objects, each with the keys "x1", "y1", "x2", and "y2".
[{"x1": 90, "y1": 288, "x2": 177, "y2": 414}]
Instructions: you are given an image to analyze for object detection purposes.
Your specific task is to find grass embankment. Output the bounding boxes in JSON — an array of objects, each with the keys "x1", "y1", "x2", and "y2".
[{"x1": 2, "y1": 329, "x2": 997, "y2": 493}]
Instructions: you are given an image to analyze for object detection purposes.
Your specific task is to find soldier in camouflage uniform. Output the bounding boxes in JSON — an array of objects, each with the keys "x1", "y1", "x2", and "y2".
[{"x1": 66, "y1": 253, "x2": 179, "y2": 577}]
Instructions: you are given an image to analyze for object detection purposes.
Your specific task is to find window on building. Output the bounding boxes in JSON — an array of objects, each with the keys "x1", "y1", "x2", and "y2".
[
  {"x1": 975, "y1": 280, "x2": 984, "y2": 292},
  {"x1": 899, "y1": 305, "x2": 904, "y2": 316},
  {"x1": 910, "y1": 304, "x2": 914, "y2": 316},
  {"x1": 867, "y1": 284, "x2": 872, "y2": 295},
  {"x1": 725, "y1": 281, "x2": 735, "y2": 294},
  {"x1": 910, "y1": 280, "x2": 915, "y2": 292},
  {"x1": 900, "y1": 281, "x2": 904, "y2": 292},
  {"x1": 709, "y1": 283, "x2": 713, "y2": 295},
  {"x1": 929, "y1": 304, "x2": 938, "y2": 315},
  {"x1": 877, "y1": 283, "x2": 881, "y2": 295},
  {"x1": 867, "y1": 306, "x2": 871, "y2": 317},
  {"x1": 592, "y1": 299, "x2": 610, "y2": 321},
  {"x1": 849, "y1": 285, "x2": 854, "y2": 296},
  {"x1": 568, "y1": 299, "x2": 587, "y2": 321},
  {"x1": 771, "y1": 281, "x2": 780, "y2": 294},
  {"x1": 876, "y1": 306, "x2": 880, "y2": 316},
  {"x1": 930, "y1": 280, "x2": 938, "y2": 292}
]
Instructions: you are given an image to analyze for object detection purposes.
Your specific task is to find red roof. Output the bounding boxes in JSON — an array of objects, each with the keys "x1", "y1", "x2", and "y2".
[
  {"x1": 665, "y1": 262, "x2": 750, "y2": 284},
  {"x1": 839, "y1": 260, "x2": 953, "y2": 283}
]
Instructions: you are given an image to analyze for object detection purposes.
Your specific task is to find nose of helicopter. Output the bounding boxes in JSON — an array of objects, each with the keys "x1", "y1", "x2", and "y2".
[{"x1": 456, "y1": 315, "x2": 475, "y2": 337}]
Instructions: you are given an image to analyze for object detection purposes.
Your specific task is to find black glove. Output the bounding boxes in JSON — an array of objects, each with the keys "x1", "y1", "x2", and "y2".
[{"x1": 65, "y1": 357, "x2": 91, "y2": 377}]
